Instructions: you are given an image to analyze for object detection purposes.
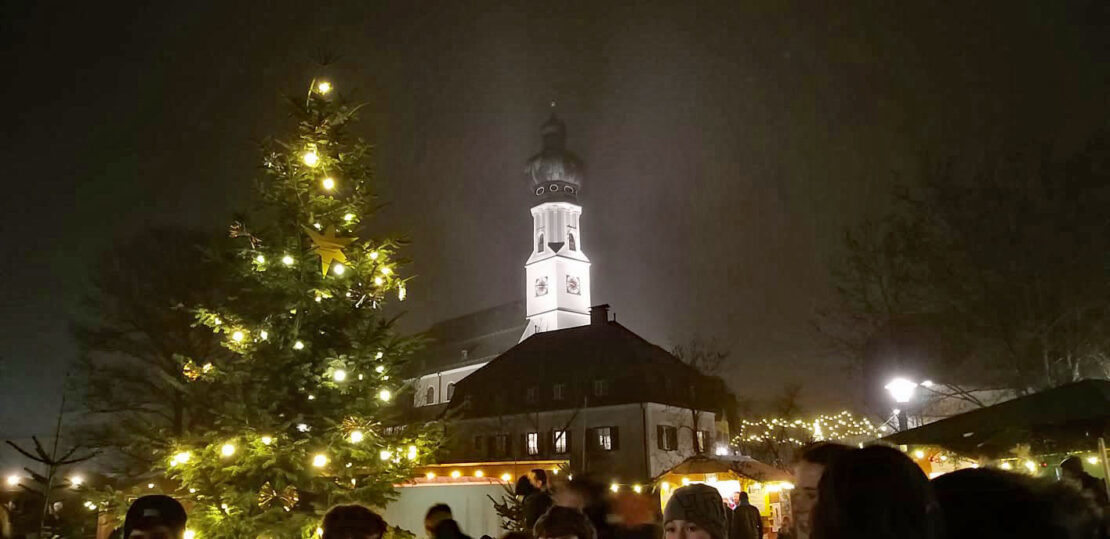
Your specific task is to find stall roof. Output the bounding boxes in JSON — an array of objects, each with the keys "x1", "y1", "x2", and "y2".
[
  {"x1": 883, "y1": 379, "x2": 1110, "y2": 456},
  {"x1": 656, "y1": 455, "x2": 793, "y2": 483}
]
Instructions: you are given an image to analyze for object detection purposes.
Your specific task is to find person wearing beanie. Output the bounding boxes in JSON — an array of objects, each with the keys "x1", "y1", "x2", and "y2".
[
  {"x1": 534, "y1": 505, "x2": 597, "y2": 539},
  {"x1": 663, "y1": 484, "x2": 728, "y2": 539},
  {"x1": 122, "y1": 495, "x2": 188, "y2": 539}
]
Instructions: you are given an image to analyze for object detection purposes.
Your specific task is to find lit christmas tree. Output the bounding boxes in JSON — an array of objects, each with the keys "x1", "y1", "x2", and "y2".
[{"x1": 145, "y1": 79, "x2": 434, "y2": 537}]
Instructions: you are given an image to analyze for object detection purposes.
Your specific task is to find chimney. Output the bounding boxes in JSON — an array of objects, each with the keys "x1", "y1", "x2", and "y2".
[{"x1": 590, "y1": 304, "x2": 611, "y2": 325}]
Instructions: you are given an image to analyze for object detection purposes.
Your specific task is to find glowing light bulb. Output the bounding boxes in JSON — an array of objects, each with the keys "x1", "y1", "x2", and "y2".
[
  {"x1": 375, "y1": 351, "x2": 384, "y2": 359},
  {"x1": 369, "y1": 251, "x2": 379, "y2": 260},
  {"x1": 259, "y1": 330, "x2": 268, "y2": 340},
  {"x1": 189, "y1": 488, "x2": 196, "y2": 494},
  {"x1": 475, "y1": 470, "x2": 484, "y2": 478},
  {"x1": 407, "y1": 445, "x2": 418, "y2": 460},
  {"x1": 332, "y1": 263, "x2": 345, "y2": 275},
  {"x1": 317, "y1": 528, "x2": 323, "y2": 537},
  {"x1": 293, "y1": 341, "x2": 305, "y2": 350},
  {"x1": 231, "y1": 330, "x2": 244, "y2": 342},
  {"x1": 426, "y1": 472, "x2": 436, "y2": 480},
  {"x1": 261, "y1": 435, "x2": 273, "y2": 445},
  {"x1": 681, "y1": 477, "x2": 691, "y2": 486},
  {"x1": 1001, "y1": 462, "x2": 1013, "y2": 470},
  {"x1": 1024, "y1": 460, "x2": 1037, "y2": 472},
  {"x1": 380, "y1": 450, "x2": 393, "y2": 461},
  {"x1": 610, "y1": 483, "x2": 619, "y2": 492},
  {"x1": 378, "y1": 389, "x2": 392, "y2": 401},
  {"x1": 633, "y1": 484, "x2": 643, "y2": 493},
  {"x1": 1088, "y1": 456, "x2": 1099, "y2": 465},
  {"x1": 349, "y1": 430, "x2": 364, "y2": 443},
  {"x1": 312, "y1": 453, "x2": 328, "y2": 467},
  {"x1": 282, "y1": 255, "x2": 294, "y2": 266},
  {"x1": 450, "y1": 470, "x2": 461, "y2": 478},
  {"x1": 220, "y1": 443, "x2": 235, "y2": 457},
  {"x1": 317, "y1": 81, "x2": 332, "y2": 94},
  {"x1": 914, "y1": 450, "x2": 925, "y2": 459},
  {"x1": 398, "y1": 284, "x2": 407, "y2": 301},
  {"x1": 374, "y1": 277, "x2": 384, "y2": 286},
  {"x1": 297, "y1": 423, "x2": 309, "y2": 432},
  {"x1": 302, "y1": 151, "x2": 319, "y2": 167},
  {"x1": 344, "y1": 213, "x2": 355, "y2": 222},
  {"x1": 380, "y1": 267, "x2": 392, "y2": 276},
  {"x1": 70, "y1": 475, "x2": 84, "y2": 487},
  {"x1": 333, "y1": 369, "x2": 347, "y2": 382},
  {"x1": 500, "y1": 473, "x2": 511, "y2": 482},
  {"x1": 184, "y1": 530, "x2": 196, "y2": 539},
  {"x1": 173, "y1": 451, "x2": 192, "y2": 464},
  {"x1": 375, "y1": 365, "x2": 385, "y2": 373},
  {"x1": 148, "y1": 483, "x2": 155, "y2": 489},
  {"x1": 322, "y1": 177, "x2": 335, "y2": 190}
]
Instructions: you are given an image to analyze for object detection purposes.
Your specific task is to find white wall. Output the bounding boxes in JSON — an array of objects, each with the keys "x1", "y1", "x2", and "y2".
[
  {"x1": 414, "y1": 364, "x2": 486, "y2": 407},
  {"x1": 380, "y1": 484, "x2": 508, "y2": 538},
  {"x1": 645, "y1": 403, "x2": 717, "y2": 477}
]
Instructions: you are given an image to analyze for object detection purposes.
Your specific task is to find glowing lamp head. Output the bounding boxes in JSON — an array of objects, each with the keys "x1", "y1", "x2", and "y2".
[
  {"x1": 885, "y1": 377, "x2": 918, "y2": 403},
  {"x1": 220, "y1": 443, "x2": 235, "y2": 457},
  {"x1": 313, "y1": 454, "x2": 328, "y2": 468},
  {"x1": 333, "y1": 369, "x2": 347, "y2": 382},
  {"x1": 349, "y1": 430, "x2": 364, "y2": 443},
  {"x1": 322, "y1": 177, "x2": 335, "y2": 190}
]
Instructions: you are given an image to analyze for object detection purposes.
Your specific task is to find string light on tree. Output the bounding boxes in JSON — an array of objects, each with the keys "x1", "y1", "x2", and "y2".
[
  {"x1": 312, "y1": 454, "x2": 328, "y2": 468},
  {"x1": 333, "y1": 369, "x2": 347, "y2": 382},
  {"x1": 232, "y1": 330, "x2": 245, "y2": 342},
  {"x1": 349, "y1": 430, "x2": 364, "y2": 443},
  {"x1": 293, "y1": 341, "x2": 305, "y2": 350},
  {"x1": 316, "y1": 81, "x2": 332, "y2": 94},
  {"x1": 282, "y1": 255, "x2": 295, "y2": 266},
  {"x1": 221, "y1": 443, "x2": 236, "y2": 457},
  {"x1": 378, "y1": 389, "x2": 392, "y2": 402},
  {"x1": 322, "y1": 177, "x2": 335, "y2": 190},
  {"x1": 261, "y1": 436, "x2": 273, "y2": 446},
  {"x1": 332, "y1": 263, "x2": 345, "y2": 276},
  {"x1": 302, "y1": 150, "x2": 319, "y2": 167}
]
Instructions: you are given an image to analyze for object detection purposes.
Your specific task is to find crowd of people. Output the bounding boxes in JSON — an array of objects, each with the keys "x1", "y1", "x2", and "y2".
[{"x1": 74, "y1": 446, "x2": 1110, "y2": 539}]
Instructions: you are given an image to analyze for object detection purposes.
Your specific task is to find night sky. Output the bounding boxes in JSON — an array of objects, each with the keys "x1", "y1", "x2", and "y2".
[{"x1": 1, "y1": 1, "x2": 1106, "y2": 441}]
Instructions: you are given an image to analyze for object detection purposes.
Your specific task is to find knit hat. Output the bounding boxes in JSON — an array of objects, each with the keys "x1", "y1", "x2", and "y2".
[
  {"x1": 663, "y1": 484, "x2": 727, "y2": 539},
  {"x1": 123, "y1": 495, "x2": 187, "y2": 537}
]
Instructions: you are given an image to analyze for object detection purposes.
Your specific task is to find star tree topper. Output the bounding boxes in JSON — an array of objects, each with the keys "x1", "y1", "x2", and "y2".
[{"x1": 303, "y1": 225, "x2": 357, "y2": 276}]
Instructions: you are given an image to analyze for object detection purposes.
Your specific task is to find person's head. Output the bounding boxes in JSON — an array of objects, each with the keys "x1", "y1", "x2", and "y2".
[
  {"x1": 530, "y1": 469, "x2": 549, "y2": 490},
  {"x1": 738, "y1": 492, "x2": 749, "y2": 505},
  {"x1": 516, "y1": 475, "x2": 538, "y2": 497},
  {"x1": 534, "y1": 505, "x2": 596, "y2": 539},
  {"x1": 424, "y1": 504, "x2": 453, "y2": 537},
  {"x1": 933, "y1": 468, "x2": 1101, "y2": 539},
  {"x1": 792, "y1": 442, "x2": 852, "y2": 538},
  {"x1": 730, "y1": 492, "x2": 740, "y2": 503},
  {"x1": 322, "y1": 505, "x2": 387, "y2": 539},
  {"x1": 123, "y1": 495, "x2": 188, "y2": 539},
  {"x1": 811, "y1": 445, "x2": 940, "y2": 539},
  {"x1": 663, "y1": 484, "x2": 728, "y2": 539},
  {"x1": 1059, "y1": 456, "x2": 1085, "y2": 478}
]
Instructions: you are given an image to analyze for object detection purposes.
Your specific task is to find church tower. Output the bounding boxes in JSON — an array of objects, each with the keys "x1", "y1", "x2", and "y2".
[{"x1": 520, "y1": 114, "x2": 591, "y2": 341}]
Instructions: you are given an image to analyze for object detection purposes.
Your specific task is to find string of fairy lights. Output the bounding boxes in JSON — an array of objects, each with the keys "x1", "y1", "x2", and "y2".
[{"x1": 734, "y1": 411, "x2": 884, "y2": 446}]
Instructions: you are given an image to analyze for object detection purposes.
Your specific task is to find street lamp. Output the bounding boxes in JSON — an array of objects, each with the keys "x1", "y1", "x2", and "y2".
[{"x1": 885, "y1": 377, "x2": 919, "y2": 431}]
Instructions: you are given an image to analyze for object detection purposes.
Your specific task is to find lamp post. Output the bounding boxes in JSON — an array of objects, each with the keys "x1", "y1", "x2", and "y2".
[{"x1": 885, "y1": 377, "x2": 919, "y2": 431}]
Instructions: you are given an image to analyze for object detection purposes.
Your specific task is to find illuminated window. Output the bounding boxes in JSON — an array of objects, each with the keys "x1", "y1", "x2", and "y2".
[
  {"x1": 526, "y1": 432, "x2": 540, "y2": 456},
  {"x1": 553, "y1": 383, "x2": 566, "y2": 401},
  {"x1": 425, "y1": 386, "x2": 435, "y2": 405},
  {"x1": 696, "y1": 430, "x2": 711, "y2": 453},
  {"x1": 657, "y1": 425, "x2": 678, "y2": 451},
  {"x1": 552, "y1": 430, "x2": 568, "y2": 454},
  {"x1": 591, "y1": 427, "x2": 617, "y2": 452},
  {"x1": 446, "y1": 383, "x2": 456, "y2": 401}
]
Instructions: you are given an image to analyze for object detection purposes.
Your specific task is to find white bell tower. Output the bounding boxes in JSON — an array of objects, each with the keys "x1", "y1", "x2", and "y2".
[{"x1": 520, "y1": 114, "x2": 591, "y2": 341}]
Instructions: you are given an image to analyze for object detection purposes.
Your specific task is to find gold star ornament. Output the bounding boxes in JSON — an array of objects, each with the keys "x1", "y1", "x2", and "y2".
[{"x1": 303, "y1": 225, "x2": 357, "y2": 276}]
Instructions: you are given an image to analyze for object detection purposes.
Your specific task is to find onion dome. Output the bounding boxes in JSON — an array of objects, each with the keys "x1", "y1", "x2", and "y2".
[{"x1": 525, "y1": 114, "x2": 583, "y2": 201}]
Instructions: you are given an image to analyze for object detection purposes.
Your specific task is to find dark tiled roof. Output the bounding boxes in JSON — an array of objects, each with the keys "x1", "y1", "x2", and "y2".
[
  {"x1": 448, "y1": 320, "x2": 726, "y2": 417},
  {"x1": 404, "y1": 300, "x2": 526, "y2": 378}
]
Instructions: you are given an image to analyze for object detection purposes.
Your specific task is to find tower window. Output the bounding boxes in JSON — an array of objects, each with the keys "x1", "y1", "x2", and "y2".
[
  {"x1": 568, "y1": 232, "x2": 576, "y2": 251},
  {"x1": 425, "y1": 386, "x2": 435, "y2": 405},
  {"x1": 537, "y1": 233, "x2": 545, "y2": 253}
]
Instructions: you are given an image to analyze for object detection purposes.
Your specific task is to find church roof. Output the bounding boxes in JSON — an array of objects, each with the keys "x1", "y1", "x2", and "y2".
[
  {"x1": 447, "y1": 319, "x2": 727, "y2": 417},
  {"x1": 404, "y1": 300, "x2": 526, "y2": 377}
]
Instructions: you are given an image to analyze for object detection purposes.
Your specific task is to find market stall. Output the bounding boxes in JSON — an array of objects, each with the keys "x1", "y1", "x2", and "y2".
[{"x1": 654, "y1": 455, "x2": 794, "y2": 533}]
